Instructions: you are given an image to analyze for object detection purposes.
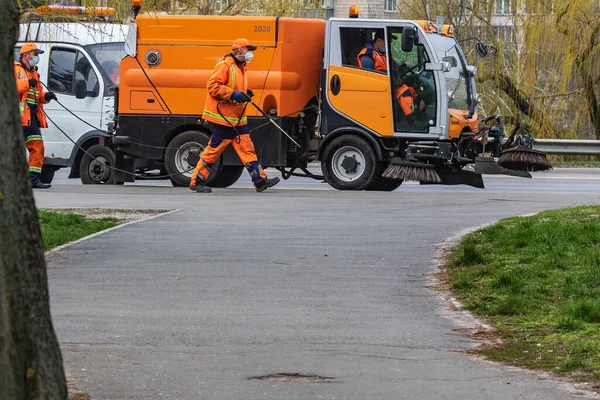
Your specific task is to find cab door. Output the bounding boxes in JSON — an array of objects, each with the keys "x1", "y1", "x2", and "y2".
[
  {"x1": 387, "y1": 25, "x2": 448, "y2": 139},
  {"x1": 324, "y1": 20, "x2": 396, "y2": 137}
]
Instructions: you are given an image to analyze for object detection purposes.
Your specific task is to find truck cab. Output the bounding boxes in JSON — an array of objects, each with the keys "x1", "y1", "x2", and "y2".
[{"x1": 16, "y1": 6, "x2": 128, "y2": 184}]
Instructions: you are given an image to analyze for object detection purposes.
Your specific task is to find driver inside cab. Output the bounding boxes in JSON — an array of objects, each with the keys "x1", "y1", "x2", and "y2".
[
  {"x1": 395, "y1": 68, "x2": 435, "y2": 131},
  {"x1": 357, "y1": 32, "x2": 387, "y2": 72}
]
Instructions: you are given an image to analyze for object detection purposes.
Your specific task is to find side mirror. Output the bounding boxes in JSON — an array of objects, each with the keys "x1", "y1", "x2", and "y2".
[
  {"x1": 442, "y1": 56, "x2": 458, "y2": 68},
  {"x1": 401, "y1": 27, "x2": 415, "y2": 52},
  {"x1": 475, "y1": 42, "x2": 488, "y2": 57},
  {"x1": 425, "y1": 61, "x2": 451, "y2": 72},
  {"x1": 75, "y1": 79, "x2": 87, "y2": 99}
]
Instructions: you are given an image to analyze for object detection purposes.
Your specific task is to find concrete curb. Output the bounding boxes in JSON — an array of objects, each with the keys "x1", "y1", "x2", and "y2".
[{"x1": 44, "y1": 208, "x2": 182, "y2": 257}]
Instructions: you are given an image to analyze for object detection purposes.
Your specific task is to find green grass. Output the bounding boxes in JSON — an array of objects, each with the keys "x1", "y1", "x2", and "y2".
[
  {"x1": 40, "y1": 210, "x2": 120, "y2": 250},
  {"x1": 447, "y1": 205, "x2": 600, "y2": 382}
]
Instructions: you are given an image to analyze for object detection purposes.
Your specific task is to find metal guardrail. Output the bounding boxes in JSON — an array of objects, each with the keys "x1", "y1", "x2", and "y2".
[{"x1": 533, "y1": 139, "x2": 600, "y2": 156}]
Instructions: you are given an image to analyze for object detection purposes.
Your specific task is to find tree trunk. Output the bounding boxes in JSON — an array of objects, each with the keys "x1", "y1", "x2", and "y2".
[{"x1": 0, "y1": 1, "x2": 68, "y2": 399}]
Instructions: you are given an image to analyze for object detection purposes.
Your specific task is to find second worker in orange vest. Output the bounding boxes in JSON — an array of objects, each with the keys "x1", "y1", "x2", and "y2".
[
  {"x1": 357, "y1": 33, "x2": 388, "y2": 72},
  {"x1": 396, "y1": 75, "x2": 429, "y2": 130},
  {"x1": 190, "y1": 38, "x2": 280, "y2": 193}
]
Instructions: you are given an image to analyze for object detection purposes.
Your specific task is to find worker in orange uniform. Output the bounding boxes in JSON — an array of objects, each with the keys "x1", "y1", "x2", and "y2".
[
  {"x1": 357, "y1": 32, "x2": 388, "y2": 72},
  {"x1": 15, "y1": 43, "x2": 57, "y2": 189},
  {"x1": 190, "y1": 38, "x2": 280, "y2": 193},
  {"x1": 396, "y1": 75, "x2": 428, "y2": 130}
]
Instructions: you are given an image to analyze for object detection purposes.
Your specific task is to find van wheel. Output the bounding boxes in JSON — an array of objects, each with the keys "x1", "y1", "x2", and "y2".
[
  {"x1": 40, "y1": 165, "x2": 59, "y2": 184},
  {"x1": 80, "y1": 145, "x2": 115, "y2": 184},
  {"x1": 208, "y1": 166, "x2": 244, "y2": 188},
  {"x1": 164, "y1": 130, "x2": 222, "y2": 187},
  {"x1": 321, "y1": 135, "x2": 378, "y2": 190}
]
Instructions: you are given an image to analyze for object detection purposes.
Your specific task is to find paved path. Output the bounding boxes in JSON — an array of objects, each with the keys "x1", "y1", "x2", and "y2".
[{"x1": 37, "y1": 171, "x2": 600, "y2": 399}]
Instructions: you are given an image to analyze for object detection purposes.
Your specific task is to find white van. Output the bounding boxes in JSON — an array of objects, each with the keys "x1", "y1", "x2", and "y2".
[{"x1": 16, "y1": 12, "x2": 128, "y2": 184}]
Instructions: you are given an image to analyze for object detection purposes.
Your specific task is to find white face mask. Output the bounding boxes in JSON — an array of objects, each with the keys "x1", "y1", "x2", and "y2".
[
  {"x1": 244, "y1": 51, "x2": 254, "y2": 63},
  {"x1": 30, "y1": 55, "x2": 40, "y2": 67}
]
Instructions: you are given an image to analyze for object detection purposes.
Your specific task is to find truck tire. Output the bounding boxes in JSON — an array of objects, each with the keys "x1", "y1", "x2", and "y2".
[
  {"x1": 207, "y1": 166, "x2": 244, "y2": 188},
  {"x1": 321, "y1": 135, "x2": 378, "y2": 190},
  {"x1": 164, "y1": 130, "x2": 222, "y2": 187},
  {"x1": 40, "y1": 165, "x2": 59, "y2": 184},
  {"x1": 80, "y1": 145, "x2": 116, "y2": 184}
]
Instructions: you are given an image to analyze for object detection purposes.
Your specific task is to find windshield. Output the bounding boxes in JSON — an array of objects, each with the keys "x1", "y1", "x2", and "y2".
[
  {"x1": 86, "y1": 42, "x2": 126, "y2": 85},
  {"x1": 426, "y1": 34, "x2": 470, "y2": 111}
]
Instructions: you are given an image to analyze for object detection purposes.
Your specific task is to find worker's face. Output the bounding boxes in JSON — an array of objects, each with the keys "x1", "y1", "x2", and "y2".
[
  {"x1": 374, "y1": 38, "x2": 386, "y2": 53},
  {"x1": 235, "y1": 47, "x2": 254, "y2": 63},
  {"x1": 23, "y1": 51, "x2": 40, "y2": 68},
  {"x1": 110, "y1": 67, "x2": 119, "y2": 81}
]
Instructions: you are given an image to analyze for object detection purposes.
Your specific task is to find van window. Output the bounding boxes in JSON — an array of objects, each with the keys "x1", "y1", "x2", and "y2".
[
  {"x1": 49, "y1": 48, "x2": 99, "y2": 97},
  {"x1": 14, "y1": 47, "x2": 21, "y2": 61},
  {"x1": 76, "y1": 52, "x2": 99, "y2": 96},
  {"x1": 49, "y1": 49, "x2": 76, "y2": 94}
]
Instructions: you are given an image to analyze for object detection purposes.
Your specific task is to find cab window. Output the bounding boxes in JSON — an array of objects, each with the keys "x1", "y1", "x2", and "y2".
[
  {"x1": 388, "y1": 27, "x2": 437, "y2": 133},
  {"x1": 339, "y1": 27, "x2": 388, "y2": 75}
]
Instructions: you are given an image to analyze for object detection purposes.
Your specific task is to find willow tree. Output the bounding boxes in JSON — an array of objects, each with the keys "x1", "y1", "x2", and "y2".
[
  {"x1": 398, "y1": 0, "x2": 600, "y2": 140},
  {"x1": 0, "y1": 1, "x2": 67, "y2": 399},
  {"x1": 119, "y1": 0, "x2": 321, "y2": 17}
]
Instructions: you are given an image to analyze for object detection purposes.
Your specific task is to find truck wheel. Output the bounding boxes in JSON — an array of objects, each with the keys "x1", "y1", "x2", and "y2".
[
  {"x1": 321, "y1": 135, "x2": 378, "y2": 190},
  {"x1": 40, "y1": 165, "x2": 59, "y2": 184},
  {"x1": 80, "y1": 145, "x2": 115, "y2": 184},
  {"x1": 164, "y1": 130, "x2": 222, "y2": 187},
  {"x1": 207, "y1": 166, "x2": 244, "y2": 188}
]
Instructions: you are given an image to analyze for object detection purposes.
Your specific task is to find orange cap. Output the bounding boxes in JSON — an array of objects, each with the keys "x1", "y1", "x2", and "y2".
[
  {"x1": 20, "y1": 42, "x2": 44, "y2": 55},
  {"x1": 232, "y1": 38, "x2": 257, "y2": 51}
]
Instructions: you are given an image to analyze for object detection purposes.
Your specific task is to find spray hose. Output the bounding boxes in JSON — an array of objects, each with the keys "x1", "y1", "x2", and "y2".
[
  {"x1": 41, "y1": 109, "x2": 195, "y2": 180},
  {"x1": 40, "y1": 82, "x2": 315, "y2": 181}
]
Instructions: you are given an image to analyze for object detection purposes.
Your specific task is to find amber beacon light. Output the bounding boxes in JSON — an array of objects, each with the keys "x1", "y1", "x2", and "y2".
[
  {"x1": 132, "y1": 0, "x2": 142, "y2": 19},
  {"x1": 349, "y1": 5, "x2": 359, "y2": 18}
]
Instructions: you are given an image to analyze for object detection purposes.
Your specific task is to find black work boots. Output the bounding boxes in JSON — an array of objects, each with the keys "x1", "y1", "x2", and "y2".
[
  {"x1": 31, "y1": 179, "x2": 51, "y2": 189},
  {"x1": 255, "y1": 177, "x2": 280, "y2": 192},
  {"x1": 190, "y1": 177, "x2": 280, "y2": 193},
  {"x1": 189, "y1": 183, "x2": 212, "y2": 193}
]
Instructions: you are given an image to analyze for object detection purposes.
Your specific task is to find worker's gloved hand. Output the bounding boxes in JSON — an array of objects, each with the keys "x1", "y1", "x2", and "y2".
[
  {"x1": 28, "y1": 78, "x2": 38, "y2": 87},
  {"x1": 44, "y1": 92, "x2": 57, "y2": 102},
  {"x1": 246, "y1": 89, "x2": 254, "y2": 99},
  {"x1": 230, "y1": 91, "x2": 251, "y2": 103}
]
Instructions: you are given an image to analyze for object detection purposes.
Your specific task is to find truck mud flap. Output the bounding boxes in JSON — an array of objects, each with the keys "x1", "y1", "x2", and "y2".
[{"x1": 420, "y1": 169, "x2": 485, "y2": 189}]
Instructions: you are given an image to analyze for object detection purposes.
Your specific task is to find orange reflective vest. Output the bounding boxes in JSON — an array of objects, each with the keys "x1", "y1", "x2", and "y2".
[
  {"x1": 396, "y1": 84, "x2": 424, "y2": 116},
  {"x1": 357, "y1": 46, "x2": 388, "y2": 72},
  {"x1": 202, "y1": 55, "x2": 249, "y2": 127},
  {"x1": 14, "y1": 61, "x2": 49, "y2": 128}
]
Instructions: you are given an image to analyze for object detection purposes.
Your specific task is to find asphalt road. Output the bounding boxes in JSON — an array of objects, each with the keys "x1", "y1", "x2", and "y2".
[{"x1": 37, "y1": 169, "x2": 600, "y2": 399}]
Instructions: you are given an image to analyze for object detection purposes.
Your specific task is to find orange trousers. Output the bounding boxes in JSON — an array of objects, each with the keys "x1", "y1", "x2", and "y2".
[
  {"x1": 23, "y1": 126, "x2": 44, "y2": 178},
  {"x1": 190, "y1": 133, "x2": 267, "y2": 186}
]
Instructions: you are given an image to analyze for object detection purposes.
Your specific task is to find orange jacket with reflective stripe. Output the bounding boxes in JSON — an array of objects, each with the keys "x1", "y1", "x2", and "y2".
[
  {"x1": 357, "y1": 46, "x2": 388, "y2": 72},
  {"x1": 396, "y1": 84, "x2": 424, "y2": 116},
  {"x1": 202, "y1": 55, "x2": 249, "y2": 127},
  {"x1": 14, "y1": 61, "x2": 49, "y2": 128}
]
